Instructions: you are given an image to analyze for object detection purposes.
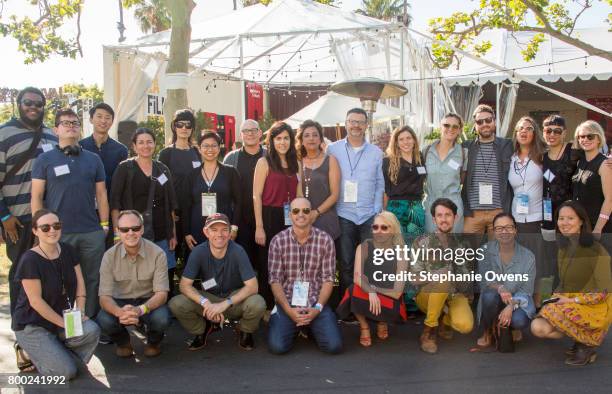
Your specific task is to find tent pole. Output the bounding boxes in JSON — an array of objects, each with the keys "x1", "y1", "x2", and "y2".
[
  {"x1": 495, "y1": 83, "x2": 500, "y2": 136},
  {"x1": 399, "y1": 27, "x2": 405, "y2": 127},
  {"x1": 240, "y1": 36, "x2": 246, "y2": 124}
]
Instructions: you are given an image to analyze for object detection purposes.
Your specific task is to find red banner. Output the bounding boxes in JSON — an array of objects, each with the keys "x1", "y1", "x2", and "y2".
[
  {"x1": 246, "y1": 82, "x2": 263, "y2": 122},
  {"x1": 587, "y1": 98, "x2": 612, "y2": 137}
]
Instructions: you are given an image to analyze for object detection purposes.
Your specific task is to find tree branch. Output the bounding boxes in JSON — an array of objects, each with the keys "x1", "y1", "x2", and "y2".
[{"x1": 568, "y1": 0, "x2": 592, "y2": 35}]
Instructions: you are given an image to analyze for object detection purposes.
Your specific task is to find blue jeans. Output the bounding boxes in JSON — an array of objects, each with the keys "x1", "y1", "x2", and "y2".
[
  {"x1": 155, "y1": 239, "x2": 177, "y2": 269},
  {"x1": 268, "y1": 305, "x2": 343, "y2": 355},
  {"x1": 96, "y1": 298, "x2": 171, "y2": 346},
  {"x1": 480, "y1": 289, "x2": 531, "y2": 333},
  {"x1": 15, "y1": 320, "x2": 100, "y2": 379},
  {"x1": 337, "y1": 216, "x2": 375, "y2": 295}
]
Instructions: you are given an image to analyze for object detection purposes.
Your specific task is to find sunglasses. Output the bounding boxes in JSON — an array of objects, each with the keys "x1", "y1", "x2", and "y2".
[
  {"x1": 36, "y1": 222, "x2": 62, "y2": 232},
  {"x1": 175, "y1": 121, "x2": 193, "y2": 129},
  {"x1": 578, "y1": 134, "x2": 597, "y2": 141},
  {"x1": 21, "y1": 99, "x2": 44, "y2": 108},
  {"x1": 475, "y1": 117, "x2": 494, "y2": 126},
  {"x1": 543, "y1": 127, "x2": 563, "y2": 135},
  {"x1": 117, "y1": 225, "x2": 143, "y2": 233},
  {"x1": 291, "y1": 207, "x2": 311, "y2": 215},
  {"x1": 442, "y1": 123, "x2": 460, "y2": 130},
  {"x1": 371, "y1": 224, "x2": 389, "y2": 231}
]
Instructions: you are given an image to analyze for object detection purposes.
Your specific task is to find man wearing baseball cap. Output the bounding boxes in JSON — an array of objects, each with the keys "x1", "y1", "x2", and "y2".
[{"x1": 169, "y1": 213, "x2": 266, "y2": 350}]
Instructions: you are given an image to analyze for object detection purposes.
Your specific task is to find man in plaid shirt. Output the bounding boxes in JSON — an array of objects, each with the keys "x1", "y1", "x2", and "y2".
[{"x1": 267, "y1": 197, "x2": 343, "y2": 354}]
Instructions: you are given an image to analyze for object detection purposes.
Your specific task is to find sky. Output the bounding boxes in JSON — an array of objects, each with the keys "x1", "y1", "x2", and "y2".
[{"x1": 0, "y1": 0, "x2": 609, "y2": 89}]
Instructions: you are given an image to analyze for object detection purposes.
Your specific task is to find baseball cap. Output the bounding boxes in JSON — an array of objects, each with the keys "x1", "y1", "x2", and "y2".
[{"x1": 205, "y1": 213, "x2": 230, "y2": 228}]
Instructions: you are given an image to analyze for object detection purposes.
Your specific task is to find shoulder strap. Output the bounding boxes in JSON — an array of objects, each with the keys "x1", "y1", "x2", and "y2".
[
  {"x1": 423, "y1": 144, "x2": 432, "y2": 163},
  {"x1": 1, "y1": 130, "x2": 43, "y2": 189}
]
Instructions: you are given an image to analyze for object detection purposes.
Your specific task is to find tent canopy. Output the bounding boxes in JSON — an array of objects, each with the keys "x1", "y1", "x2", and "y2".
[{"x1": 441, "y1": 28, "x2": 612, "y2": 86}]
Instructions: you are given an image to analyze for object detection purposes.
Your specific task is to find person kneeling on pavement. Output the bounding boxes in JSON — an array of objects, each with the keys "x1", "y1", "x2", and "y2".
[
  {"x1": 267, "y1": 197, "x2": 343, "y2": 354},
  {"x1": 96, "y1": 210, "x2": 171, "y2": 358},
  {"x1": 169, "y1": 213, "x2": 266, "y2": 351}
]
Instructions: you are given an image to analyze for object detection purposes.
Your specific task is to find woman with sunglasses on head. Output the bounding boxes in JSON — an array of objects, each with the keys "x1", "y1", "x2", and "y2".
[
  {"x1": 531, "y1": 201, "x2": 611, "y2": 366},
  {"x1": 13, "y1": 209, "x2": 100, "y2": 378},
  {"x1": 158, "y1": 109, "x2": 201, "y2": 264},
  {"x1": 181, "y1": 131, "x2": 241, "y2": 247},
  {"x1": 295, "y1": 119, "x2": 341, "y2": 240},
  {"x1": 253, "y1": 122, "x2": 299, "y2": 309},
  {"x1": 572, "y1": 121, "x2": 612, "y2": 239},
  {"x1": 111, "y1": 128, "x2": 178, "y2": 296},
  {"x1": 423, "y1": 113, "x2": 467, "y2": 233},
  {"x1": 336, "y1": 211, "x2": 407, "y2": 347},
  {"x1": 383, "y1": 126, "x2": 426, "y2": 238}
]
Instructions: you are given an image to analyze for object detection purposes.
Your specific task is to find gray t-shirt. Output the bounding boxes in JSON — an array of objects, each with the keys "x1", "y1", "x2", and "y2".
[
  {"x1": 182, "y1": 241, "x2": 255, "y2": 298},
  {"x1": 468, "y1": 141, "x2": 502, "y2": 210}
]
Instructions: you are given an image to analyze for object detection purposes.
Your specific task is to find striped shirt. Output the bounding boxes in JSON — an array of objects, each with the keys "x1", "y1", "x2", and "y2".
[
  {"x1": 268, "y1": 226, "x2": 335, "y2": 306},
  {"x1": 0, "y1": 118, "x2": 58, "y2": 220},
  {"x1": 467, "y1": 141, "x2": 502, "y2": 210}
]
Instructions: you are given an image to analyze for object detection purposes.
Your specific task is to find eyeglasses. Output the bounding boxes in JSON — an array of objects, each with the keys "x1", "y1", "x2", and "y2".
[
  {"x1": 517, "y1": 126, "x2": 534, "y2": 132},
  {"x1": 117, "y1": 225, "x2": 143, "y2": 233},
  {"x1": 494, "y1": 225, "x2": 515, "y2": 233},
  {"x1": 578, "y1": 134, "x2": 597, "y2": 141},
  {"x1": 442, "y1": 123, "x2": 460, "y2": 130},
  {"x1": 543, "y1": 127, "x2": 563, "y2": 135},
  {"x1": 36, "y1": 222, "x2": 62, "y2": 232},
  {"x1": 242, "y1": 128, "x2": 259, "y2": 134},
  {"x1": 201, "y1": 144, "x2": 219, "y2": 150},
  {"x1": 21, "y1": 99, "x2": 44, "y2": 108},
  {"x1": 58, "y1": 120, "x2": 81, "y2": 128},
  {"x1": 346, "y1": 119, "x2": 367, "y2": 126},
  {"x1": 175, "y1": 121, "x2": 192, "y2": 129},
  {"x1": 371, "y1": 224, "x2": 389, "y2": 231},
  {"x1": 475, "y1": 117, "x2": 494, "y2": 126},
  {"x1": 291, "y1": 207, "x2": 311, "y2": 215}
]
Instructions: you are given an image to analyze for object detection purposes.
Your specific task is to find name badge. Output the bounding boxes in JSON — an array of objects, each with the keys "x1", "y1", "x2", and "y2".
[
  {"x1": 416, "y1": 166, "x2": 427, "y2": 175},
  {"x1": 54, "y1": 164, "x2": 70, "y2": 177},
  {"x1": 543, "y1": 198, "x2": 553, "y2": 221},
  {"x1": 447, "y1": 159, "x2": 460, "y2": 171},
  {"x1": 41, "y1": 143, "x2": 53, "y2": 152},
  {"x1": 344, "y1": 180, "x2": 358, "y2": 203},
  {"x1": 291, "y1": 280, "x2": 310, "y2": 307},
  {"x1": 543, "y1": 169, "x2": 555, "y2": 183},
  {"x1": 157, "y1": 173, "x2": 168, "y2": 186},
  {"x1": 478, "y1": 183, "x2": 493, "y2": 205},
  {"x1": 283, "y1": 203, "x2": 292, "y2": 226},
  {"x1": 202, "y1": 277, "x2": 217, "y2": 290},
  {"x1": 517, "y1": 193, "x2": 529, "y2": 214},
  {"x1": 192, "y1": 161, "x2": 201, "y2": 169},
  {"x1": 201, "y1": 193, "x2": 217, "y2": 217},
  {"x1": 63, "y1": 308, "x2": 83, "y2": 339}
]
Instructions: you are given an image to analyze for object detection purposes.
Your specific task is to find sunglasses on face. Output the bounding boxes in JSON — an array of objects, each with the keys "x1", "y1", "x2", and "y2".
[
  {"x1": 442, "y1": 123, "x2": 460, "y2": 130},
  {"x1": 36, "y1": 222, "x2": 62, "y2": 232},
  {"x1": 371, "y1": 224, "x2": 389, "y2": 231},
  {"x1": 543, "y1": 127, "x2": 563, "y2": 135},
  {"x1": 475, "y1": 117, "x2": 494, "y2": 126},
  {"x1": 21, "y1": 99, "x2": 44, "y2": 108},
  {"x1": 578, "y1": 134, "x2": 597, "y2": 141},
  {"x1": 117, "y1": 225, "x2": 143, "y2": 233},
  {"x1": 175, "y1": 121, "x2": 193, "y2": 129},
  {"x1": 291, "y1": 207, "x2": 311, "y2": 215}
]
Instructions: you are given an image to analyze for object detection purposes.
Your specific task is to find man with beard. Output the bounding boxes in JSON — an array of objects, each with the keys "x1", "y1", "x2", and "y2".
[
  {"x1": 461, "y1": 104, "x2": 513, "y2": 236},
  {"x1": 0, "y1": 87, "x2": 58, "y2": 318}
]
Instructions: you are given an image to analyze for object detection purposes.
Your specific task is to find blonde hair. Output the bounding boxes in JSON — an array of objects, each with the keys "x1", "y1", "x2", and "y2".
[
  {"x1": 512, "y1": 116, "x2": 546, "y2": 165},
  {"x1": 374, "y1": 211, "x2": 405, "y2": 248},
  {"x1": 575, "y1": 120, "x2": 605, "y2": 150},
  {"x1": 385, "y1": 126, "x2": 421, "y2": 185}
]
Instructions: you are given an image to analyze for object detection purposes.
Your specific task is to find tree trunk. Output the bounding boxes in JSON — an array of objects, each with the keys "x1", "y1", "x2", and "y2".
[{"x1": 163, "y1": 0, "x2": 196, "y2": 145}]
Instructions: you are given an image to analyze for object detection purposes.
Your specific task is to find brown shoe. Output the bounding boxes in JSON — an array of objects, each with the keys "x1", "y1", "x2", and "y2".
[
  {"x1": 115, "y1": 344, "x2": 134, "y2": 358},
  {"x1": 144, "y1": 343, "x2": 161, "y2": 357},
  {"x1": 420, "y1": 326, "x2": 438, "y2": 354},
  {"x1": 438, "y1": 321, "x2": 453, "y2": 340},
  {"x1": 565, "y1": 344, "x2": 597, "y2": 366}
]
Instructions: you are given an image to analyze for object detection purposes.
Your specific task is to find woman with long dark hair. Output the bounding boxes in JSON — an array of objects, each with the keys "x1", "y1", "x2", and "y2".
[{"x1": 253, "y1": 121, "x2": 299, "y2": 309}]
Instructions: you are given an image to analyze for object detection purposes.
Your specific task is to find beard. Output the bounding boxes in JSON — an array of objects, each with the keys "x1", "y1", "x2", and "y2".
[{"x1": 18, "y1": 107, "x2": 45, "y2": 129}]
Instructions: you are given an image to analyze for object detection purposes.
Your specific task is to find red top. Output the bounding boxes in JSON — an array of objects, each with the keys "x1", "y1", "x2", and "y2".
[{"x1": 262, "y1": 169, "x2": 298, "y2": 207}]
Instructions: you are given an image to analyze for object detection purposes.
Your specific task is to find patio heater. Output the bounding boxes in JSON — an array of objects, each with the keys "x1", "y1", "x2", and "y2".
[{"x1": 330, "y1": 77, "x2": 407, "y2": 141}]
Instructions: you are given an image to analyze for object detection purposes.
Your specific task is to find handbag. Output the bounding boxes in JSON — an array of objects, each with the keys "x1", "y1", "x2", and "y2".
[{"x1": 495, "y1": 322, "x2": 515, "y2": 353}]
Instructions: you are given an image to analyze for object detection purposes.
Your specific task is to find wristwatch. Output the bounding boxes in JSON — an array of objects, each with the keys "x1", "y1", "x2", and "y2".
[
  {"x1": 314, "y1": 302, "x2": 323, "y2": 312},
  {"x1": 227, "y1": 297, "x2": 233, "y2": 306}
]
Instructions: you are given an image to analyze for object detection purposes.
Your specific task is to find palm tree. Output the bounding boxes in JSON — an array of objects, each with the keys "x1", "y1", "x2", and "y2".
[
  {"x1": 132, "y1": 0, "x2": 171, "y2": 33},
  {"x1": 356, "y1": 0, "x2": 411, "y2": 25}
]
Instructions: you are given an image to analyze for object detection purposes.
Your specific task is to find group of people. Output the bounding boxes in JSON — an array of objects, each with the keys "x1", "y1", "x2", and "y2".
[{"x1": 0, "y1": 86, "x2": 610, "y2": 380}]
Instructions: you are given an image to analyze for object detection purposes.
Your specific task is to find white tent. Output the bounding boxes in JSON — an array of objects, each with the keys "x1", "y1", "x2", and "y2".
[{"x1": 285, "y1": 92, "x2": 405, "y2": 128}]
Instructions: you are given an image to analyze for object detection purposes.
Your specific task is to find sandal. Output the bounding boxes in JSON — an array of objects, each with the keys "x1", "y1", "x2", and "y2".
[
  {"x1": 14, "y1": 343, "x2": 36, "y2": 373},
  {"x1": 376, "y1": 322, "x2": 389, "y2": 340},
  {"x1": 359, "y1": 327, "x2": 372, "y2": 347}
]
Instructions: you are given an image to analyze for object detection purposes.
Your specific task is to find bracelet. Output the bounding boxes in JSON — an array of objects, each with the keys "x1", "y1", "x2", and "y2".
[
  {"x1": 138, "y1": 304, "x2": 149, "y2": 316},
  {"x1": 230, "y1": 225, "x2": 239, "y2": 233},
  {"x1": 599, "y1": 213, "x2": 610, "y2": 221},
  {"x1": 100, "y1": 221, "x2": 109, "y2": 226},
  {"x1": 574, "y1": 297, "x2": 580, "y2": 304},
  {"x1": 226, "y1": 297, "x2": 233, "y2": 306},
  {"x1": 314, "y1": 302, "x2": 323, "y2": 311},
  {"x1": 314, "y1": 208, "x2": 321, "y2": 216},
  {"x1": 113, "y1": 235, "x2": 120, "y2": 241},
  {"x1": 199, "y1": 297, "x2": 209, "y2": 306},
  {"x1": 1, "y1": 214, "x2": 11, "y2": 222},
  {"x1": 102, "y1": 225, "x2": 110, "y2": 231}
]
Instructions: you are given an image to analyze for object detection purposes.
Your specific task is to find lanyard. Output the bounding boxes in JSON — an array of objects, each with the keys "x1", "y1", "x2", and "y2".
[
  {"x1": 513, "y1": 156, "x2": 531, "y2": 188},
  {"x1": 40, "y1": 245, "x2": 71, "y2": 309},
  {"x1": 344, "y1": 141, "x2": 366, "y2": 177},
  {"x1": 202, "y1": 165, "x2": 218, "y2": 191},
  {"x1": 476, "y1": 140, "x2": 496, "y2": 175}
]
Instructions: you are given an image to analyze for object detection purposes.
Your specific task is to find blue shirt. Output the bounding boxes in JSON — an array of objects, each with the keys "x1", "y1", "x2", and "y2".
[
  {"x1": 327, "y1": 138, "x2": 384, "y2": 225},
  {"x1": 32, "y1": 147, "x2": 106, "y2": 234},
  {"x1": 80, "y1": 136, "x2": 128, "y2": 194}
]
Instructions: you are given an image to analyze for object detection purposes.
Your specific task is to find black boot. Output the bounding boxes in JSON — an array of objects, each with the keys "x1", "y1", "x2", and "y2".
[
  {"x1": 239, "y1": 330, "x2": 255, "y2": 351},
  {"x1": 565, "y1": 343, "x2": 597, "y2": 366},
  {"x1": 188, "y1": 319, "x2": 218, "y2": 351},
  {"x1": 565, "y1": 341, "x2": 578, "y2": 357}
]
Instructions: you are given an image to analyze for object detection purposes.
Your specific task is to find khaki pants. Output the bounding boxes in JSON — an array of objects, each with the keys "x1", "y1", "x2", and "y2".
[
  {"x1": 169, "y1": 290, "x2": 266, "y2": 334},
  {"x1": 462, "y1": 209, "x2": 503, "y2": 237},
  {"x1": 415, "y1": 292, "x2": 474, "y2": 334}
]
